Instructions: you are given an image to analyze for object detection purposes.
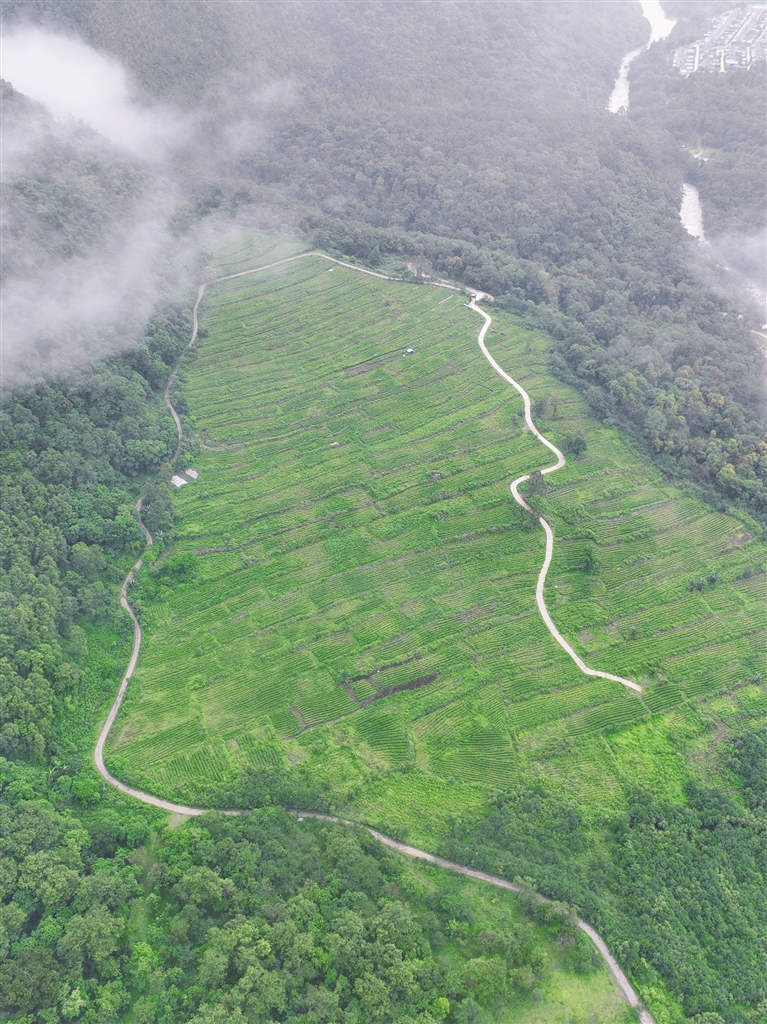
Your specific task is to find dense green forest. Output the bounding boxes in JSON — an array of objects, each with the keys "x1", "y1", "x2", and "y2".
[
  {"x1": 442, "y1": 763, "x2": 767, "y2": 1022},
  {"x1": 0, "y1": 311, "x2": 190, "y2": 761},
  {"x1": 3, "y1": 759, "x2": 622, "y2": 1024},
  {"x1": 1, "y1": 2, "x2": 766, "y2": 1023},
  {"x1": 6, "y1": 0, "x2": 763, "y2": 519}
]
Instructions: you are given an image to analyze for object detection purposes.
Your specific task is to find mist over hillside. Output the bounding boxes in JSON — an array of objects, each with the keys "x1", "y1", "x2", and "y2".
[
  {"x1": 1, "y1": 2, "x2": 647, "y2": 382},
  {"x1": 2, "y1": 0, "x2": 764, "y2": 519},
  {"x1": 1, "y1": 6, "x2": 767, "y2": 1024}
]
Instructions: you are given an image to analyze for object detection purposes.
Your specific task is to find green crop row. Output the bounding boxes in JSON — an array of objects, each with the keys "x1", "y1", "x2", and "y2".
[{"x1": 106, "y1": 246, "x2": 766, "y2": 819}]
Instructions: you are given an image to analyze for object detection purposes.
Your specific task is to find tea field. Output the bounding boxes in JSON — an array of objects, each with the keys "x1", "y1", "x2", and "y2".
[{"x1": 106, "y1": 239, "x2": 767, "y2": 833}]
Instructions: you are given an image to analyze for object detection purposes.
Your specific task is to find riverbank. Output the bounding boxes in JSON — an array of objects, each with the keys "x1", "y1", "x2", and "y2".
[{"x1": 607, "y1": 0, "x2": 676, "y2": 112}]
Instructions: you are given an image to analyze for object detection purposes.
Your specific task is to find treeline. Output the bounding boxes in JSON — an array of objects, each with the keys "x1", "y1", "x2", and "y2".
[
  {"x1": 440, "y1": 728, "x2": 767, "y2": 1023},
  {"x1": 307, "y1": 215, "x2": 767, "y2": 522},
  {"x1": 0, "y1": 760, "x2": 600, "y2": 1023},
  {"x1": 0, "y1": 310, "x2": 191, "y2": 762}
]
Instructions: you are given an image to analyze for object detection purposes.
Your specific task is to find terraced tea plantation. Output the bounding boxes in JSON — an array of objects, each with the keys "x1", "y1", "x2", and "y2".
[{"x1": 107, "y1": 240, "x2": 766, "y2": 830}]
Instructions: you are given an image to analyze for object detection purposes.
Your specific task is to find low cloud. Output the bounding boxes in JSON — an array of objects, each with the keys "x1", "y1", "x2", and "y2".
[
  {"x1": 1, "y1": 25, "x2": 187, "y2": 160},
  {"x1": 690, "y1": 231, "x2": 767, "y2": 328},
  {"x1": 2, "y1": 183, "x2": 194, "y2": 383},
  {"x1": 0, "y1": 84, "x2": 190, "y2": 385},
  {"x1": 709, "y1": 227, "x2": 767, "y2": 306},
  {"x1": 0, "y1": 25, "x2": 292, "y2": 386}
]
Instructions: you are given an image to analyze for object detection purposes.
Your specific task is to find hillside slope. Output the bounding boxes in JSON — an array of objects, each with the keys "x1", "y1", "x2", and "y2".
[{"x1": 6, "y1": 0, "x2": 764, "y2": 519}]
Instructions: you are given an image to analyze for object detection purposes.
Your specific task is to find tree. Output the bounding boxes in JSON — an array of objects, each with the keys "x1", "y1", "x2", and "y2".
[
  {"x1": 462, "y1": 956, "x2": 508, "y2": 1007},
  {"x1": 580, "y1": 546, "x2": 599, "y2": 575},
  {"x1": 0, "y1": 948, "x2": 61, "y2": 1014},
  {"x1": 564, "y1": 434, "x2": 587, "y2": 457},
  {"x1": 128, "y1": 942, "x2": 162, "y2": 990},
  {"x1": 59, "y1": 905, "x2": 122, "y2": 978},
  {"x1": 526, "y1": 471, "x2": 545, "y2": 499}
]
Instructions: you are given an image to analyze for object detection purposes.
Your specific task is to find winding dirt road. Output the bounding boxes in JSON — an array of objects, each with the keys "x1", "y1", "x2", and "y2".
[
  {"x1": 93, "y1": 252, "x2": 652, "y2": 1023},
  {"x1": 469, "y1": 300, "x2": 641, "y2": 694}
]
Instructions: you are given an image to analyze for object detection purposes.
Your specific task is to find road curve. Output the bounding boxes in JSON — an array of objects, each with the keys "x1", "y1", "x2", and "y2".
[
  {"x1": 93, "y1": 251, "x2": 653, "y2": 1023},
  {"x1": 297, "y1": 811, "x2": 652, "y2": 1024},
  {"x1": 93, "y1": 252, "x2": 419, "y2": 812},
  {"x1": 468, "y1": 300, "x2": 641, "y2": 693}
]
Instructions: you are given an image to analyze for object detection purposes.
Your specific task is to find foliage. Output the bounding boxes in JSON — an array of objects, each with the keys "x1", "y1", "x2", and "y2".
[
  {"x1": 0, "y1": 758, "x2": 621, "y2": 1024},
  {"x1": 579, "y1": 546, "x2": 600, "y2": 575},
  {"x1": 441, "y1": 763, "x2": 767, "y2": 1022},
  {"x1": 563, "y1": 435, "x2": 587, "y2": 457},
  {"x1": 687, "y1": 571, "x2": 719, "y2": 592},
  {"x1": 0, "y1": 308, "x2": 190, "y2": 760},
  {"x1": 728, "y1": 727, "x2": 767, "y2": 811}
]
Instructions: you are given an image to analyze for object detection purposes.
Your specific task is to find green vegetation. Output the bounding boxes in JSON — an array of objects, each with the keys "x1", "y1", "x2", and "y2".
[
  {"x1": 0, "y1": 761, "x2": 630, "y2": 1024},
  {"x1": 0, "y1": 305, "x2": 198, "y2": 763},
  {"x1": 0, "y1": 235, "x2": 635, "y2": 1023},
  {"x1": 3, "y1": 224, "x2": 766, "y2": 1020},
  {"x1": 1, "y1": 0, "x2": 765, "y2": 1016},
  {"x1": 110, "y1": 253, "x2": 764, "y2": 823},
  {"x1": 100, "y1": 247, "x2": 767, "y2": 1020},
  {"x1": 442, "y1": 762, "x2": 767, "y2": 1024},
  {"x1": 0, "y1": 228, "x2": 639, "y2": 1021},
  {"x1": 7, "y1": 0, "x2": 765, "y2": 516}
]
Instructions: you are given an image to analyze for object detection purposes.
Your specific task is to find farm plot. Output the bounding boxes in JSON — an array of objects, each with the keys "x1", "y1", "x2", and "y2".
[{"x1": 107, "y1": 246, "x2": 766, "y2": 823}]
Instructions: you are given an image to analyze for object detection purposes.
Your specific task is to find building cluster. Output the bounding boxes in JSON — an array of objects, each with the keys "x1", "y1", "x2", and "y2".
[{"x1": 673, "y1": 4, "x2": 766, "y2": 73}]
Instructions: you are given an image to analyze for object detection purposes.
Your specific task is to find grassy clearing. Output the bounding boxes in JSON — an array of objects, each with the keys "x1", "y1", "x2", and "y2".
[
  {"x1": 403, "y1": 860, "x2": 633, "y2": 1024},
  {"x1": 108, "y1": 245, "x2": 766, "y2": 831}
]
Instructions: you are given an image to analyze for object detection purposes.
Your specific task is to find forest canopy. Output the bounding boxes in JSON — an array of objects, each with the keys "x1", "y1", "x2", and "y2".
[
  {"x1": 4, "y1": 0, "x2": 765, "y2": 518},
  {"x1": 0, "y1": 3, "x2": 766, "y2": 1023}
]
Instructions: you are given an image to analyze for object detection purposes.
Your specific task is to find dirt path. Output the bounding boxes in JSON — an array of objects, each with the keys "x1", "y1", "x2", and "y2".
[
  {"x1": 93, "y1": 252, "x2": 653, "y2": 1023},
  {"x1": 298, "y1": 812, "x2": 652, "y2": 1024},
  {"x1": 469, "y1": 300, "x2": 641, "y2": 693}
]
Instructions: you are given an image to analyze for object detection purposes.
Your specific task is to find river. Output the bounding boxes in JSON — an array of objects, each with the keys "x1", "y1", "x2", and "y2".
[
  {"x1": 607, "y1": 1, "x2": 676, "y2": 113},
  {"x1": 608, "y1": 3, "x2": 707, "y2": 245}
]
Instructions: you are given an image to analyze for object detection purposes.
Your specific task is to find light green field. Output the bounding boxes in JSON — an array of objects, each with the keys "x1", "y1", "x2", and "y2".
[{"x1": 107, "y1": 237, "x2": 766, "y2": 831}]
